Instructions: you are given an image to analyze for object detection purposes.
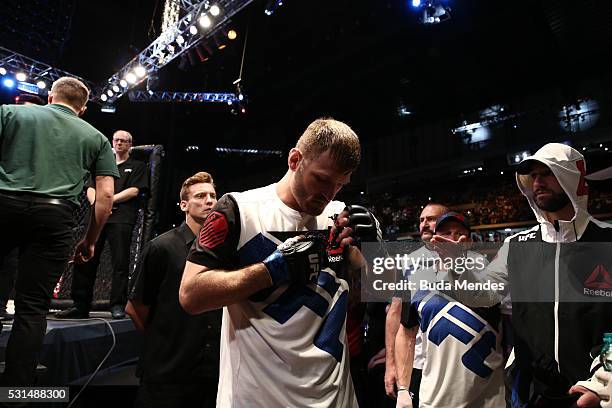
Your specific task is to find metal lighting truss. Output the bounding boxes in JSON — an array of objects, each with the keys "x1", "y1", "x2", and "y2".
[
  {"x1": 128, "y1": 91, "x2": 238, "y2": 103},
  {"x1": 0, "y1": 46, "x2": 96, "y2": 97},
  {"x1": 451, "y1": 112, "x2": 523, "y2": 134},
  {"x1": 96, "y1": 0, "x2": 254, "y2": 105}
]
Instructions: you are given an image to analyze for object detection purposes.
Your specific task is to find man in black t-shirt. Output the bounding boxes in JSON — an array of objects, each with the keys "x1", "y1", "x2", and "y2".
[
  {"x1": 57, "y1": 130, "x2": 149, "y2": 319},
  {"x1": 127, "y1": 171, "x2": 221, "y2": 408}
]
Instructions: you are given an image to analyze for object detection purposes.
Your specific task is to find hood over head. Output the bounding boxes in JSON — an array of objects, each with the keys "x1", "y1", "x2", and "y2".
[{"x1": 515, "y1": 143, "x2": 589, "y2": 239}]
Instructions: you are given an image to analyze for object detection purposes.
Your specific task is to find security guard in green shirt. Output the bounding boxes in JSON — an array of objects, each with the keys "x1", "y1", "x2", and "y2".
[{"x1": 0, "y1": 76, "x2": 119, "y2": 386}]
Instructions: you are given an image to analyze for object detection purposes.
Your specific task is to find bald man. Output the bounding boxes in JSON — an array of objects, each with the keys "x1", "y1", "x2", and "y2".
[{"x1": 57, "y1": 130, "x2": 149, "y2": 320}]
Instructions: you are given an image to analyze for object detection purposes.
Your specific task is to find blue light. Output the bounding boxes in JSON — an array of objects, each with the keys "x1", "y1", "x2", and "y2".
[
  {"x1": 3, "y1": 78, "x2": 15, "y2": 88},
  {"x1": 412, "y1": 0, "x2": 421, "y2": 7}
]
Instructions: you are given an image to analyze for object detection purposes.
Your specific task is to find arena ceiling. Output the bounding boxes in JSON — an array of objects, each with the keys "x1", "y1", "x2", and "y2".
[{"x1": 4, "y1": 0, "x2": 612, "y2": 146}]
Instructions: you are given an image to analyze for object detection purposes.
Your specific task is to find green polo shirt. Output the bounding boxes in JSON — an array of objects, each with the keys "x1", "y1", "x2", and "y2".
[{"x1": 0, "y1": 103, "x2": 119, "y2": 204}]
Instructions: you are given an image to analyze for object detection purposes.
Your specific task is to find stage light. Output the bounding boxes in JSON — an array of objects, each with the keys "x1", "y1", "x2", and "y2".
[
  {"x1": 209, "y1": 5, "x2": 220, "y2": 16},
  {"x1": 3, "y1": 78, "x2": 15, "y2": 88},
  {"x1": 214, "y1": 33, "x2": 227, "y2": 50},
  {"x1": 125, "y1": 72, "x2": 137, "y2": 84},
  {"x1": 227, "y1": 100, "x2": 233, "y2": 105},
  {"x1": 112, "y1": 85, "x2": 120, "y2": 93},
  {"x1": 176, "y1": 35, "x2": 185, "y2": 44},
  {"x1": 36, "y1": 81, "x2": 46, "y2": 89},
  {"x1": 189, "y1": 25, "x2": 198, "y2": 35},
  {"x1": 100, "y1": 94, "x2": 108, "y2": 102},
  {"x1": 15, "y1": 72, "x2": 27, "y2": 82},
  {"x1": 227, "y1": 29, "x2": 237, "y2": 40},
  {"x1": 134, "y1": 66, "x2": 147, "y2": 78},
  {"x1": 195, "y1": 45, "x2": 210, "y2": 62},
  {"x1": 238, "y1": 93, "x2": 244, "y2": 101},
  {"x1": 0, "y1": 67, "x2": 6, "y2": 75},
  {"x1": 412, "y1": 0, "x2": 421, "y2": 7},
  {"x1": 265, "y1": 0, "x2": 283, "y2": 15},
  {"x1": 199, "y1": 14, "x2": 212, "y2": 28},
  {"x1": 419, "y1": 1, "x2": 451, "y2": 24},
  {"x1": 107, "y1": 90, "x2": 114, "y2": 97},
  {"x1": 120, "y1": 79, "x2": 128, "y2": 88},
  {"x1": 559, "y1": 98, "x2": 599, "y2": 132}
]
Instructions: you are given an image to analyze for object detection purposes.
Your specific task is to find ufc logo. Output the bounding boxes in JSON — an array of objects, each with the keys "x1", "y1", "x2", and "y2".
[
  {"x1": 518, "y1": 233, "x2": 536, "y2": 241},
  {"x1": 309, "y1": 253, "x2": 320, "y2": 280}
]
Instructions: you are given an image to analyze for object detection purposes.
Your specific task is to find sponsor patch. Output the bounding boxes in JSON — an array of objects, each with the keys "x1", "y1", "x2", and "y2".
[
  {"x1": 198, "y1": 211, "x2": 229, "y2": 249},
  {"x1": 585, "y1": 264, "x2": 612, "y2": 290}
]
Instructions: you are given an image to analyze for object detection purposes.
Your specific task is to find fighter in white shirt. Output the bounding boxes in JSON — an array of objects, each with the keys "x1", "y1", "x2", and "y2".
[{"x1": 180, "y1": 118, "x2": 378, "y2": 408}]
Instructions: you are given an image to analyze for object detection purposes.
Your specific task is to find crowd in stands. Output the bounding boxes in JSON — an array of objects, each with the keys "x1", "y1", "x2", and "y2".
[{"x1": 365, "y1": 180, "x2": 612, "y2": 239}]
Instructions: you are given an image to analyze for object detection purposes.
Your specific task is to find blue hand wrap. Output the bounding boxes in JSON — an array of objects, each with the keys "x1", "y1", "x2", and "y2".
[{"x1": 263, "y1": 251, "x2": 289, "y2": 285}]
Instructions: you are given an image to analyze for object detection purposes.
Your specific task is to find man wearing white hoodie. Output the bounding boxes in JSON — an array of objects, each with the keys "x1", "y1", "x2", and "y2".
[{"x1": 431, "y1": 143, "x2": 612, "y2": 407}]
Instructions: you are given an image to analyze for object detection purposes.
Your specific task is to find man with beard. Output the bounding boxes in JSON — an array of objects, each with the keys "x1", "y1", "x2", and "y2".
[
  {"x1": 179, "y1": 118, "x2": 377, "y2": 407},
  {"x1": 384, "y1": 202, "x2": 448, "y2": 406},
  {"x1": 432, "y1": 143, "x2": 612, "y2": 407}
]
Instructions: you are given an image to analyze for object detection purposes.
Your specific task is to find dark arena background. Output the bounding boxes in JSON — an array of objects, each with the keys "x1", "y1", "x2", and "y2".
[{"x1": 1, "y1": 0, "x2": 612, "y2": 406}]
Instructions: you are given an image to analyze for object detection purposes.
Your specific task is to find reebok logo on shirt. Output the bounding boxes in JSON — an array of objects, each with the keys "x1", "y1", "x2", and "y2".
[{"x1": 583, "y1": 264, "x2": 612, "y2": 297}]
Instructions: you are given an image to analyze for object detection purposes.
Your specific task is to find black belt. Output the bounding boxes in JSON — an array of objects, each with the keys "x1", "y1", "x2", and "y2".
[{"x1": 0, "y1": 191, "x2": 78, "y2": 210}]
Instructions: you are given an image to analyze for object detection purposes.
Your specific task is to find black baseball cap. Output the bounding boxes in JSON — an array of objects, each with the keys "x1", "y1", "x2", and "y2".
[{"x1": 435, "y1": 211, "x2": 470, "y2": 233}]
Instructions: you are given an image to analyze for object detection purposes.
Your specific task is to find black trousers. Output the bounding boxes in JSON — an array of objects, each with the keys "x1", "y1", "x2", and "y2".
[
  {"x1": 71, "y1": 223, "x2": 133, "y2": 310},
  {"x1": 0, "y1": 195, "x2": 75, "y2": 386},
  {"x1": 0, "y1": 248, "x2": 18, "y2": 311}
]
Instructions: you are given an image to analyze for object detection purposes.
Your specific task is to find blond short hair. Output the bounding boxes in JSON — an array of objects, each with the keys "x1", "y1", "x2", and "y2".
[
  {"x1": 180, "y1": 172, "x2": 215, "y2": 201},
  {"x1": 296, "y1": 118, "x2": 361, "y2": 172},
  {"x1": 50, "y1": 77, "x2": 89, "y2": 111}
]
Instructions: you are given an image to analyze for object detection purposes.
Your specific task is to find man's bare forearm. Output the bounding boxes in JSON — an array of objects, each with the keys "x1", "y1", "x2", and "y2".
[
  {"x1": 114, "y1": 187, "x2": 139, "y2": 204},
  {"x1": 179, "y1": 261, "x2": 272, "y2": 314},
  {"x1": 386, "y1": 298, "x2": 402, "y2": 369},
  {"x1": 84, "y1": 176, "x2": 114, "y2": 244},
  {"x1": 395, "y1": 325, "x2": 417, "y2": 388}
]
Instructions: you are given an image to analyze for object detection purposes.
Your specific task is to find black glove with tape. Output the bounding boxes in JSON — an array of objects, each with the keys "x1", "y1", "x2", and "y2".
[
  {"x1": 263, "y1": 234, "x2": 327, "y2": 286},
  {"x1": 345, "y1": 205, "x2": 383, "y2": 245}
]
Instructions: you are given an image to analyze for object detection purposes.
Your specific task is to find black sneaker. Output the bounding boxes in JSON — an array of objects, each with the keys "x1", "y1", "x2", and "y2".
[
  {"x1": 110, "y1": 305, "x2": 126, "y2": 319},
  {"x1": 55, "y1": 307, "x2": 89, "y2": 319}
]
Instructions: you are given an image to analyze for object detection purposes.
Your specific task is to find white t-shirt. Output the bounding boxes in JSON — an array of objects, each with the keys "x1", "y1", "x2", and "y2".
[{"x1": 189, "y1": 184, "x2": 358, "y2": 408}]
